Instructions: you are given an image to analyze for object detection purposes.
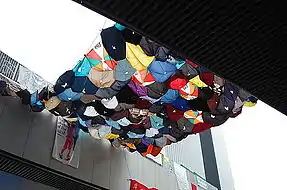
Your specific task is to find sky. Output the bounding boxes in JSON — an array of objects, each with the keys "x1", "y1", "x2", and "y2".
[{"x1": 1, "y1": 0, "x2": 287, "y2": 190}]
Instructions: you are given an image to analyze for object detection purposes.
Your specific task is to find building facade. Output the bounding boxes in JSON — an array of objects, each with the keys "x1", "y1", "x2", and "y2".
[{"x1": 0, "y1": 50, "x2": 49, "y2": 92}]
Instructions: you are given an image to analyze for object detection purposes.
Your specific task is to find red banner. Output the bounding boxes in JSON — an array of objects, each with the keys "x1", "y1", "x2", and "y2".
[
  {"x1": 130, "y1": 180, "x2": 158, "y2": 190},
  {"x1": 191, "y1": 183, "x2": 197, "y2": 190}
]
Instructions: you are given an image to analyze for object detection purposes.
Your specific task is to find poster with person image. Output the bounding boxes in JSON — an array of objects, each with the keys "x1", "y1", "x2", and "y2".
[{"x1": 52, "y1": 117, "x2": 81, "y2": 168}]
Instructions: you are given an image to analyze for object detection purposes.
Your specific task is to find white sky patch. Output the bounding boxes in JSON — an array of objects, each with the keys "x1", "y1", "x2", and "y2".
[
  {"x1": 222, "y1": 101, "x2": 287, "y2": 190},
  {"x1": 0, "y1": 0, "x2": 114, "y2": 83}
]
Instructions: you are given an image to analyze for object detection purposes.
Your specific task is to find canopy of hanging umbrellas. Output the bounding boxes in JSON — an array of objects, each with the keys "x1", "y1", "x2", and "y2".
[{"x1": 10, "y1": 23, "x2": 257, "y2": 157}]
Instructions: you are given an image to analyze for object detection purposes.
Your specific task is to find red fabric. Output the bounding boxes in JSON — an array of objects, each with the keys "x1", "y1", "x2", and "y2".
[
  {"x1": 86, "y1": 49, "x2": 101, "y2": 60},
  {"x1": 191, "y1": 183, "x2": 197, "y2": 190},
  {"x1": 192, "y1": 123, "x2": 213, "y2": 134},
  {"x1": 150, "y1": 146, "x2": 162, "y2": 157},
  {"x1": 135, "y1": 99, "x2": 152, "y2": 109},
  {"x1": 200, "y1": 72, "x2": 214, "y2": 86},
  {"x1": 130, "y1": 180, "x2": 158, "y2": 190},
  {"x1": 186, "y1": 59, "x2": 199, "y2": 68},
  {"x1": 170, "y1": 78, "x2": 188, "y2": 90},
  {"x1": 142, "y1": 144, "x2": 154, "y2": 157},
  {"x1": 61, "y1": 138, "x2": 73, "y2": 153},
  {"x1": 207, "y1": 94, "x2": 219, "y2": 111},
  {"x1": 166, "y1": 74, "x2": 187, "y2": 90},
  {"x1": 132, "y1": 123, "x2": 142, "y2": 129},
  {"x1": 104, "y1": 59, "x2": 117, "y2": 70},
  {"x1": 166, "y1": 105, "x2": 184, "y2": 120}
]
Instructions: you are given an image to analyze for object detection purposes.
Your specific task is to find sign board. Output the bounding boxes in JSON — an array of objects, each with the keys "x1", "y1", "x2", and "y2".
[
  {"x1": 52, "y1": 117, "x2": 81, "y2": 168},
  {"x1": 196, "y1": 176, "x2": 208, "y2": 190}
]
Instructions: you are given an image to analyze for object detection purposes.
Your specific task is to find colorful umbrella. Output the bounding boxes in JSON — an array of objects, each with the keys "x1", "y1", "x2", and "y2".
[
  {"x1": 86, "y1": 44, "x2": 118, "y2": 71},
  {"x1": 131, "y1": 69, "x2": 155, "y2": 86},
  {"x1": 184, "y1": 110, "x2": 203, "y2": 124}
]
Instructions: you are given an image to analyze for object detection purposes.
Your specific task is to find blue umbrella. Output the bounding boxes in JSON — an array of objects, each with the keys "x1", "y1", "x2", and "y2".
[
  {"x1": 149, "y1": 115, "x2": 164, "y2": 129},
  {"x1": 57, "y1": 88, "x2": 83, "y2": 101},
  {"x1": 160, "y1": 89, "x2": 179, "y2": 103},
  {"x1": 71, "y1": 76, "x2": 98, "y2": 94},
  {"x1": 148, "y1": 60, "x2": 177, "y2": 82},
  {"x1": 54, "y1": 70, "x2": 75, "y2": 94},
  {"x1": 170, "y1": 96, "x2": 191, "y2": 111}
]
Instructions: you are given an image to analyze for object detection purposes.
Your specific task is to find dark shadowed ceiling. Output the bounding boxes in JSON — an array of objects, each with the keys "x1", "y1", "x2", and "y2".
[{"x1": 73, "y1": 0, "x2": 287, "y2": 115}]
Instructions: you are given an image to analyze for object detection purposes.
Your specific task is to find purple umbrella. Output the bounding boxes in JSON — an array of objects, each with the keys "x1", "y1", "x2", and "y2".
[{"x1": 128, "y1": 81, "x2": 148, "y2": 97}]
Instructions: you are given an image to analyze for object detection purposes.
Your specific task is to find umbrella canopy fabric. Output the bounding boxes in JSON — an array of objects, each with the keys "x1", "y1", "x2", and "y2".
[
  {"x1": 114, "y1": 23, "x2": 126, "y2": 31},
  {"x1": 100, "y1": 26, "x2": 126, "y2": 61},
  {"x1": 170, "y1": 97, "x2": 191, "y2": 111},
  {"x1": 148, "y1": 60, "x2": 177, "y2": 82},
  {"x1": 189, "y1": 75, "x2": 208, "y2": 87},
  {"x1": 110, "y1": 80, "x2": 130, "y2": 91},
  {"x1": 169, "y1": 77, "x2": 188, "y2": 90},
  {"x1": 179, "y1": 82, "x2": 199, "y2": 100},
  {"x1": 128, "y1": 80, "x2": 148, "y2": 97},
  {"x1": 116, "y1": 85, "x2": 139, "y2": 104},
  {"x1": 178, "y1": 63, "x2": 198, "y2": 79},
  {"x1": 71, "y1": 76, "x2": 98, "y2": 94},
  {"x1": 80, "y1": 94, "x2": 99, "y2": 104},
  {"x1": 95, "y1": 88, "x2": 118, "y2": 99},
  {"x1": 202, "y1": 112, "x2": 229, "y2": 126},
  {"x1": 131, "y1": 69, "x2": 155, "y2": 86},
  {"x1": 57, "y1": 88, "x2": 83, "y2": 101},
  {"x1": 140, "y1": 95, "x2": 161, "y2": 104},
  {"x1": 200, "y1": 72, "x2": 214, "y2": 86},
  {"x1": 177, "y1": 117, "x2": 194, "y2": 133},
  {"x1": 223, "y1": 82, "x2": 239, "y2": 101},
  {"x1": 73, "y1": 58, "x2": 92, "y2": 77},
  {"x1": 121, "y1": 28, "x2": 142, "y2": 45},
  {"x1": 88, "y1": 69, "x2": 115, "y2": 88},
  {"x1": 126, "y1": 43, "x2": 155, "y2": 70},
  {"x1": 101, "y1": 96, "x2": 119, "y2": 109},
  {"x1": 86, "y1": 45, "x2": 117, "y2": 71},
  {"x1": 166, "y1": 55, "x2": 186, "y2": 69},
  {"x1": 184, "y1": 110, "x2": 203, "y2": 124},
  {"x1": 114, "y1": 59, "x2": 136, "y2": 81},
  {"x1": 149, "y1": 115, "x2": 164, "y2": 129},
  {"x1": 211, "y1": 95, "x2": 235, "y2": 115},
  {"x1": 140, "y1": 37, "x2": 169, "y2": 61},
  {"x1": 50, "y1": 101, "x2": 74, "y2": 117},
  {"x1": 166, "y1": 105, "x2": 184, "y2": 121},
  {"x1": 160, "y1": 89, "x2": 179, "y2": 103},
  {"x1": 54, "y1": 70, "x2": 75, "y2": 94},
  {"x1": 45, "y1": 96, "x2": 61, "y2": 111},
  {"x1": 146, "y1": 82, "x2": 168, "y2": 99}
]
